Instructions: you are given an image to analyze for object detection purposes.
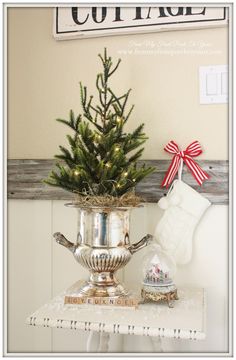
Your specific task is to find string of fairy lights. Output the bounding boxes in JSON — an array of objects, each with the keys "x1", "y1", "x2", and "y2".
[{"x1": 72, "y1": 114, "x2": 137, "y2": 189}]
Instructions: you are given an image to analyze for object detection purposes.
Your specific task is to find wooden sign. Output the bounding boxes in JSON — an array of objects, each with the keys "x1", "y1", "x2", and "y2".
[{"x1": 54, "y1": 6, "x2": 227, "y2": 40}]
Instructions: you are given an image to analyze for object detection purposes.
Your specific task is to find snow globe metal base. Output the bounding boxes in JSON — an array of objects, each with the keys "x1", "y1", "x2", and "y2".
[
  {"x1": 141, "y1": 244, "x2": 178, "y2": 308},
  {"x1": 141, "y1": 283, "x2": 178, "y2": 308}
]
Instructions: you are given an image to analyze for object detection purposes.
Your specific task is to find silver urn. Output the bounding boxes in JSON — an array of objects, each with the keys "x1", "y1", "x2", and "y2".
[{"x1": 54, "y1": 204, "x2": 153, "y2": 297}]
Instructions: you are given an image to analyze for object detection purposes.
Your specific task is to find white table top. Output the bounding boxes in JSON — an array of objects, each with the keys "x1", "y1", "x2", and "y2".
[{"x1": 26, "y1": 284, "x2": 206, "y2": 340}]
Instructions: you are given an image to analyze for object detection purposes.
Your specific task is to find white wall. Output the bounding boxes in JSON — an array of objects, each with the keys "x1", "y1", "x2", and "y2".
[
  {"x1": 8, "y1": 200, "x2": 228, "y2": 353},
  {"x1": 8, "y1": 7, "x2": 228, "y2": 160}
]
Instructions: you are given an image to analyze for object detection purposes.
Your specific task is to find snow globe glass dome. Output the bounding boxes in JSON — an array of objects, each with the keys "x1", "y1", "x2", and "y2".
[
  {"x1": 142, "y1": 244, "x2": 176, "y2": 286},
  {"x1": 141, "y1": 244, "x2": 178, "y2": 307}
]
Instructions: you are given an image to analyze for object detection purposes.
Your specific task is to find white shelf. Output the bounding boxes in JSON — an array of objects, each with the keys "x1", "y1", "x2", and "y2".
[{"x1": 26, "y1": 284, "x2": 206, "y2": 341}]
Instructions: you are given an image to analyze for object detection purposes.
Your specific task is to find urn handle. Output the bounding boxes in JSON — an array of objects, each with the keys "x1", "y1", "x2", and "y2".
[
  {"x1": 53, "y1": 232, "x2": 75, "y2": 253},
  {"x1": 128, "y1": 234, "x2": 153, "y2": 254}
]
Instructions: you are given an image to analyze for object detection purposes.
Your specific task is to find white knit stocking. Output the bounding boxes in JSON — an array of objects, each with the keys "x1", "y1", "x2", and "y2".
[{"x1": 154, "y1": 179, "x2": 211, "y2": 265}]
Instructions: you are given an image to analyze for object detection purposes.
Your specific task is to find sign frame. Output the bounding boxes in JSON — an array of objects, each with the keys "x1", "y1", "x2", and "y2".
[{"x1": 53, "y1": 6, "x2": 228, "y2": 40}]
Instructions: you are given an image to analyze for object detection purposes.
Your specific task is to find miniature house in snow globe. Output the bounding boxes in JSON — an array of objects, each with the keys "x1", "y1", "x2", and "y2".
[{"x1": 141, "y1": 244, "x2": 178, "y2": 307}]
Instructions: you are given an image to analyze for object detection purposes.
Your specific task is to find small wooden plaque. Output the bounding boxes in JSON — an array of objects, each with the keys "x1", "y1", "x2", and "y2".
[{"x1": 64, "y1": 295, "x2": 139, "y2": 308}]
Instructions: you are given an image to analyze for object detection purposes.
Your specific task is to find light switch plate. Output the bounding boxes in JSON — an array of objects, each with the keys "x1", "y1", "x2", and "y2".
[{"x1": 199, "y1": 65, "x2": 228, "y2": 104}]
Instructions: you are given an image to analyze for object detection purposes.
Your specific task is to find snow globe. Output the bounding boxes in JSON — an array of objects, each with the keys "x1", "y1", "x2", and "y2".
[{"x1": 141, "y1": 244, "x2": 178, "y2": 307}]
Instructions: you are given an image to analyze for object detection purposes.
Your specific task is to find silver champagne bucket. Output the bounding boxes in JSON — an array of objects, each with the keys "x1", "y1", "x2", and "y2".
[{"x1": 54, "y1": 205, "x2": 153, "y2": 297}]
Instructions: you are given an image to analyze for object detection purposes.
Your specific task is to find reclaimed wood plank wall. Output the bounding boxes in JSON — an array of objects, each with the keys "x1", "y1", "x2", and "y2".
[{"x1": 7, "y1": 159, "x2": 229, "y2": 204}]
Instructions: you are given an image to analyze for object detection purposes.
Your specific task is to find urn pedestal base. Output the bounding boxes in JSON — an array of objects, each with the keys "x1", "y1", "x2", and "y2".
[
  {"x1": 76, "y1": 272, "x2": 128, "y2": 297},
  {"x1": 76, "y1": 281, "x2": 128, "y2": 298}
]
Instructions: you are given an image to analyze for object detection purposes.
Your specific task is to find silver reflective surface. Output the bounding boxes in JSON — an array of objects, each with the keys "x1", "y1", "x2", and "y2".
[
  {"x1": 54, "y1": 205, "x2": 153, "y2": 297},
  {"x1": 77, "y1": 207, "x2": 131, "y2": 248}
]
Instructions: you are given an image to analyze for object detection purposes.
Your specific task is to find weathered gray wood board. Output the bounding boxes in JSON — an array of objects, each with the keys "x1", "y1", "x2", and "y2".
[{"x1": 7, "y1": 159, "x2": 229, "y2": 204}]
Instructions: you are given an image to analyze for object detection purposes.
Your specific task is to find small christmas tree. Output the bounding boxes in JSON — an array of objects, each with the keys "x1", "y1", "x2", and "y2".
[{"x1": 45, "y1": 48, "x2": 155, "y2": 201}]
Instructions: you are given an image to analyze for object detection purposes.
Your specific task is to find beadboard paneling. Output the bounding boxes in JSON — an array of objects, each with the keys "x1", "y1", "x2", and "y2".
[
  {"x1": 7, "y1": 159, "x2": 229, "y2": 204},
  {"x1": 7, "y1": 200, "x2": 52, "y2": 352}
]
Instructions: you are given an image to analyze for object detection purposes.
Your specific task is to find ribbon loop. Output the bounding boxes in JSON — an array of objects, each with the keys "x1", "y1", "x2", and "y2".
[{"x1": 161, "y1": 140, "x2": 210, "y2": 188}]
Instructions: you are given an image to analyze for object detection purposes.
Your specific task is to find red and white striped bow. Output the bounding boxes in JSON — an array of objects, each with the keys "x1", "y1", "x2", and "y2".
[{"x1": 161, "y1": 140, "x2": 210, "y2": 188}]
